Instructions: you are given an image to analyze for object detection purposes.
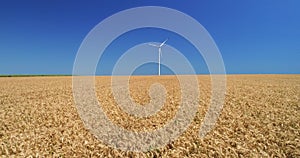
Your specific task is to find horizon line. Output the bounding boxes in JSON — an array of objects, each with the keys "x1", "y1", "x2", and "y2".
[{"x1": 1, "y1": 73, "x2": 300, "y2": 77}]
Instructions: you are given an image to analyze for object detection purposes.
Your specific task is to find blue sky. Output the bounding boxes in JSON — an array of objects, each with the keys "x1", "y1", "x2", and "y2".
[{"x1": 0, "y1": 0, "x2": 299, "y2": 75}]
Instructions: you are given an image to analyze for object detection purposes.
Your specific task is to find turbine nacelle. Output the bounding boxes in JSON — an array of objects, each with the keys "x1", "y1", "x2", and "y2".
[{"x1": 148, "y1": 38, "x2": 168, "y2": 48}]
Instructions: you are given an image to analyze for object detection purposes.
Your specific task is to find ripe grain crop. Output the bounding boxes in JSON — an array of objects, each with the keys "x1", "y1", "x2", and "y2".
[{"x1": 0, "y1": 75, "x2": 299, "y2": 157}]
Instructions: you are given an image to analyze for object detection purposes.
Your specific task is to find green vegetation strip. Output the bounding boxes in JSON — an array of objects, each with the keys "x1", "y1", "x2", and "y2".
[{"x1": 0, "y1": 74, "x2": 72, "y2": 77}]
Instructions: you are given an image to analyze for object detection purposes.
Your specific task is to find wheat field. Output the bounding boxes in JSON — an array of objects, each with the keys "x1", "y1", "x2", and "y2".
[{"x1": 0, "y1": 75, "x2": 299, "y2": 157}]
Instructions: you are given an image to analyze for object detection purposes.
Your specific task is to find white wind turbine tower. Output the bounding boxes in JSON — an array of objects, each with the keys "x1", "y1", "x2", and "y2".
[{"x1": 148, "y1": 38, "x2": 168, "y2": 76}]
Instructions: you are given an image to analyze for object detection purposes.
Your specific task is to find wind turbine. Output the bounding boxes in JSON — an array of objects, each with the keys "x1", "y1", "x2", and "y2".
[{"x1": 148, "y1": 38, "x2": 168, "y2": 76}]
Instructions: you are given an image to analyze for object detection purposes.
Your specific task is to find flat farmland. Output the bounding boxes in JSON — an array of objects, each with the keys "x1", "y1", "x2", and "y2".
[{"x1": 0, "y1": 75, "x2": 299, "y2": 157}]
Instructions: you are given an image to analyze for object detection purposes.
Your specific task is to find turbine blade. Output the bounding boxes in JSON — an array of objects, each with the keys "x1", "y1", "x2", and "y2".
[
  {"x1": 160, "y1": 38, "x2": 168, "y2": 47},
  {"x1": 148, "y1": 43, "x2": 159, "y2": 47}
]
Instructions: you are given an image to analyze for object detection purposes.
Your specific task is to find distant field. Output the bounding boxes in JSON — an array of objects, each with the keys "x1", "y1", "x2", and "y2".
[{"x1": 0, "y1": 75, "x2": 299, "y2": 157}]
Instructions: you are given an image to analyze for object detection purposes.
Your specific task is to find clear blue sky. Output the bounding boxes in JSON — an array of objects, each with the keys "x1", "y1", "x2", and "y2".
[{"x1": 0, "y1": 0, "x2": 299, "y2": 75}]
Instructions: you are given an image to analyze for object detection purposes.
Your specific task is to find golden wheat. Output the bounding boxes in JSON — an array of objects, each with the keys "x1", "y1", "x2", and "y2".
[{"x1": 0, "y1": 75, "x2": 299, "y2": 157}]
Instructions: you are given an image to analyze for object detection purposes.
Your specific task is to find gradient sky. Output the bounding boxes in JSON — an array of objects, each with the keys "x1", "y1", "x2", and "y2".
[{"x1": 0, "y1": 0, "x2": 299, "y2": 75}]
